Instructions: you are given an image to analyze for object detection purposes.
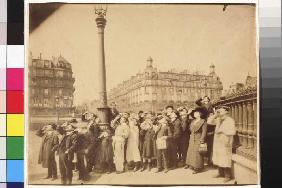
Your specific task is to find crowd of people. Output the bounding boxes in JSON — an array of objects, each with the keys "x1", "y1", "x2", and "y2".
[{"x1": 36, "y1": 96, "x2": 236, "y2": 185}]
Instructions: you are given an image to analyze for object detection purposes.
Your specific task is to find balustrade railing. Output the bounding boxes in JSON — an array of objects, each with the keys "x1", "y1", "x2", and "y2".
[{"x1": 213, "y1": 87, "x2": 257, "y2": 160}]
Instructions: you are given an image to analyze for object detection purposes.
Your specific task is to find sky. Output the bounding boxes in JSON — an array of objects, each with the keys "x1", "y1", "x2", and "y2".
[{"x1": 29, "y1": 4, "x2": 258, "y2": 105}]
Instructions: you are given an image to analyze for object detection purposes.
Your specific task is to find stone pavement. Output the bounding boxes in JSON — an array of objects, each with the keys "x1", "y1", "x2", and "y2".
[{"x1": 28, "y1": 166, "x2": 236, "y2": 185}]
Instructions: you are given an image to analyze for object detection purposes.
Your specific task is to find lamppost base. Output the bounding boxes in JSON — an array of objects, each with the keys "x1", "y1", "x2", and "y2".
[{"x1": 97, "y1": 106, "x2": 111, "y2": 126}]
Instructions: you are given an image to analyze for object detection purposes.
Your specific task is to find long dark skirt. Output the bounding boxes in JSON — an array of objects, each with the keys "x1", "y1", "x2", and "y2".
[
  {"x1": 95, "y1": 137, "x2": 114, "y2": 165},
  {"x1": 167, "y1": 139, "x2": 178, "y2": 168},
  {"x1": 179, "y1": 134, "x2": 190, "y2": 161},
  {"x1": 185, "y1": 133, "x2": 204, "y2": 170}
]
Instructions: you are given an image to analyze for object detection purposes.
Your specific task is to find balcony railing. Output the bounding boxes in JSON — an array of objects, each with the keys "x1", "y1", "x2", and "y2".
[{"x1": 213, "y1": 87, "x2": 257, "y2": 161}]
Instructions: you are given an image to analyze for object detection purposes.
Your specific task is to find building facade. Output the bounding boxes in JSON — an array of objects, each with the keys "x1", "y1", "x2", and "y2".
[
  {"x1": 224, "y1": 75, "x2": 257, "y2": 96},
  {"x1": 28, "y1": 54, "x2": 75, "y2": 117},
  {"x1": 108, "y1": 57, "x2": 223, "y2": 112}
]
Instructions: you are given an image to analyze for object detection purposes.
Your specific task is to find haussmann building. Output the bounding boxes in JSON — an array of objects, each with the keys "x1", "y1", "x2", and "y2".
[
  {"x1": 28, "y1": 54, "x2": 75, "y2": 128},
  {"x1": 108, "y1": 57, "x2": 223, "y2": 112}
]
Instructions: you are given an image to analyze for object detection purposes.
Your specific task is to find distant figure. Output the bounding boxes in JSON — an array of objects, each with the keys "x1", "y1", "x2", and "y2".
[
  {"x1": 212, "y1": 106, "x2": 236, "y2": 183},
  {"x1": 37, "y1": 124, "x2": 59, "y2": 181}
]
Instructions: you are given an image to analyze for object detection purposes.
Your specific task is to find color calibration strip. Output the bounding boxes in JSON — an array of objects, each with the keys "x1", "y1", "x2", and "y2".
[
  {"x1": 259, "y1": 0, "x2": 282, "y2": 186},
  {"x1": 0, "y1": 0, "x2": 24, "y2": 187}
]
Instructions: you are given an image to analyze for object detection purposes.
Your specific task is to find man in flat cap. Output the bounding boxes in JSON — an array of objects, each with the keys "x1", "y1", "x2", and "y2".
[{"x1": 212, "y1": 106, "x2": 236, "y2": 183}]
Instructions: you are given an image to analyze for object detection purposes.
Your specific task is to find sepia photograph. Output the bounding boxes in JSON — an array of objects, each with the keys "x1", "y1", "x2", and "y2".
[{"x1": 27, "y1": 2, "x2": 259, "y2": 186}]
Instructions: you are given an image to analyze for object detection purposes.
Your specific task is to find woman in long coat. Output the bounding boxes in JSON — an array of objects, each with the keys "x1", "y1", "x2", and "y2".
[
  {"x1": 196, "y1": 96, "x2": 215, "y2": 165},
  {"x1": 126, "y1": 114, "x2": 141, "y2": 171},
  {"x1": 185, "y1": 107, "x2": 207, "y2": 174}
]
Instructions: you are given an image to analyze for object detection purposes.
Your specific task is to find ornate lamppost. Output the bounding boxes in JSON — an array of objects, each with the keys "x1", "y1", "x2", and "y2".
[
  {"x1": 55, "y1": 96, "x2": 60, "y2": 124},
  {"x1": 94, "y1": 5, "x2": 111, "y2": 127}
]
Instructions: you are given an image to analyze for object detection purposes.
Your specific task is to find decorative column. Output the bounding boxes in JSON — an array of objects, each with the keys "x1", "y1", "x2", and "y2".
[
  {"x1": 231, "y1": 104, "x2": 235, "y2": 119},
  {"x1": 242, "y1": 102, "x2": 248, "y2": 147},
  {"x1": 238, "y1": 102, "x2": 243, "y2": 144},
  {"x1": 230, "y1": 104, "x2": 233, "y2": 119},
  {"x1": 247, "y1": 101, "x2": 254, "y2": 148},
  {"x1": 95, "y1": 7, "x2": 111, "y2": 126},
  {"x1": 234, "y1": 103, "x2": 239, "y2": 130}
]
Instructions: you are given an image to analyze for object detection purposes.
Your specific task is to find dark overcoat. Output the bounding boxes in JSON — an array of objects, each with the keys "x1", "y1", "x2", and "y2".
[
  {"x1": 142, "y1": 128, "x2": 157, "y2": 158},
  {"x1": 180, "y1": 117, "x2": 191, "y2": 144},
  {"x1": 38, "y1": 131, "x2": 59, "y2": 168},
  {"x1": 58, "y1": 132, "x2": 78, "y2": 169},
  {"x1": 167, "y1": 118, "x2": 181, "y2": 167},
  {"x1": 179, "y1": 117, "x2": 191, "y2": 158}
]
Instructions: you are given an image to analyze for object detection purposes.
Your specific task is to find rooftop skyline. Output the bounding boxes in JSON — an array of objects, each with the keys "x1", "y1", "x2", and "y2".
[{"x1": 29, "y1": 4, "x2": 258, "y2": 105}]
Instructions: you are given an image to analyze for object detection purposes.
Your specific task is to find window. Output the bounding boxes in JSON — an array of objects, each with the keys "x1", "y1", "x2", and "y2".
[
  {"x1": 39, "y1": 89, "x2": 44, "y2": 95},
  {"x1": 59, "y1": 89, "x2": 63, "y2": 95},
  {"x1": 44, "y1": 89, "x2": 48, "y2": 95},
  {"x1": 44, "y1": 99, "x2": 49, "y2": 107},
  {"x1": 56, "y1": 71, "x2": 63, "y2": 77},
  {"x1": 39, "y1": 69, "x2": 44, "y2": 76},
  {"x1": 44, "y1": 79, "x2": 48, "y2": 84},
  {"x1": 44, "y1": 61, "x2": 49, "y2": 68},
  {"x1": 38, "y1": 61, "x2": 44, "y2": 68}
]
